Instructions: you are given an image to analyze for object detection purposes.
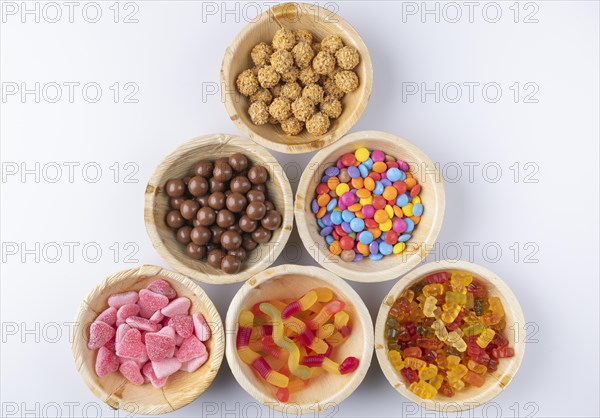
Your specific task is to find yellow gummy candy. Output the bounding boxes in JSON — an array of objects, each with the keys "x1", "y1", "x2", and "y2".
[
  {"x1": 423, "y1": 296, "x2": 438, "y2": 318},
  {"x1": 401, "y1": 289, "x2": 415, "y2": 302},
  {"x1": 447, "y1": 355, "x2": 461, "y2": 370},
  {"x1": 429, "y1": 374, "x2": 444, "y2": 390},
  {"x1": 334, "y1": 311, "x2": 350, "y2": 329},
  {"x1": 445, "y1": 291, "x2": 467, "y2": 306},
  {"x1": 405, "y1": 356, "x2": 427, "y2": 371},
  {"x1": 468, "y1": 359, "x2": 488, "y2": 375},
  {"x1": 418, "y1": 364, "x2": 438, "y2": 381},
  {"x1": 409, "y1": 380, "x2": 437, "y2": 399},
  {"x1": 422, "y1": 284, "x2": 445, "y2": 297},
  {"x1": 388, "y1": 350, "x2": 404, "y2": 371},
  {"x1": 476, "y1": 328, "x2": 496, "y2": 348},
  {"x1": 446, "y1": 364, "x2": 468, "y2": 383},
  {"x1": 441, "y1": 302, "x2": 461, "y2": 323},
  {"x1": 451, "y1": 379, "x2": 465, "y2": 391},
  {"x1": 450, "y1": 272, "x2": 473, "y2": 293},
  {"x1": 432, "y1": 319, "x2": 448, "y2": 341}
]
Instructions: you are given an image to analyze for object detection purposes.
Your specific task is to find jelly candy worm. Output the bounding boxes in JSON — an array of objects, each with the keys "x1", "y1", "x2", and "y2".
[
  {"x1": 301, "y1": 355, "x2": 360, "y2": 375},
  {"x1": 236, "y1": 310, "x2": 289, "y2": 388},
  {"x1": 306, "y1": 300, "x2": 346, "y2": 329},
  {"x1": 281, "y1": 290, "x2": 318, "y2": 319},
  {"x1": 283, "y1": 315, "x2": 329, "y2": 354}
]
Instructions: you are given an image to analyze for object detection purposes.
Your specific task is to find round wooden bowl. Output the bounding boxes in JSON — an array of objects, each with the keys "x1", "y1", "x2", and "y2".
[
  {"x1": 72, "y1": 265, "x2": 225, "y2": 415},
  {"x1": 225, "y1": 264, "x2": 374, "y2": 414},
  {"x1": 295, "y1": 130, "x2": 445, "y2": 283},
  {"x1": 144, "y1": 134, "x2": 294, "y2": 284},
  {"x1": 375, "y1": 260, "x2": 526, "y2": 411},
  {"x1": 221, "y1": 2, "x2": 373, "y2": 154}
]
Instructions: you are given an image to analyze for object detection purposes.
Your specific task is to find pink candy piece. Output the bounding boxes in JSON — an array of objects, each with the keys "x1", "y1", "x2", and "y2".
[
  {"x1": 116, "y1": 328, "x2": 147, "y2": 360},
  {"x1": 147, "y1": 278, "x2": 177, "y2": 300},
  {"x1": 176, "y1": 336, "x2": 206, "y2": 363},
  {"x1": 108, "y1": 291, "x2": 139, "y2": 309},
  {"x1": 161, "y1": 297, "x2": 191, "y2": 317},
  {"x1": 371, "y1": 149, "x2": 385, "y2": 162},
  {"x1": 169, "y1": 315, "x2": 194, "y2": 338},
  {"x1": 340, "y1": 191, "x2": 357, "y2": 207},
  {"x1": 88, "y1": 321, "x2": 116, "y2": 350},
  {"x1": 117, "y1": 304, "x2": 140, "y2": 323},
  {"x1": 142, "y1": 362, "x2": 168, "y2": 388},
  {"x1": 145, "y1": 327, "x2": 177, "y2": 362},
  {"x1": 138, "y1": 289, "x2": 170, "y2": 319},
  {"x1": 116, "y1": 323, "x2": 132, "y2": 343},
  {"x1": 175, "y1": 334, "x2": 184, "y2": 346},
  {"x1": 95, "y1": 346, "x2": 119, "y2": 377},
  {"x1": 180, "y1": 352, "x2": 208, "y2": 373},
  {"x1": 149, "y1": 310, "x2": 165, "y2": 323},
  {"x1": 361, "y1": 204, "x2": 375, "y2": 219},
  {"x1": 96, "y1": 307, "x2": 117, "y2": 326},
  {"x1": 126, "y1": 316, "x2": 161, "y2": 332},
  {"x1": 119, "y1": 360, "x2": 144, "y2": 385},
  {"x1": 152, "y1": 357, "x2": 182, "y2": 379},
  {"x1": 192, "y1": 313, "x2": 211, "y2": 342},
  {"x1": 392, "y1": 217, "x2": 407, "y2": 233}
]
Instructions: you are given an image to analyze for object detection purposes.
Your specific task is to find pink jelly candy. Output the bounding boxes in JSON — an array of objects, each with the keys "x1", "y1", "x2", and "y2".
[
  {"x1": 152, "y1": 357, "x2": 181, "y2": 379},
  {"x1": 161, "y1": 297, "x2": 191, "y2": 317},
  {"x1": 95, "y1": 346, "x2": 119, "y2": 377},
  {"x1": 138, "y1": 289, "x2": 170, "y2": 319},
  {"x1": 116, "y1": 323, "x2": 132, "y2": 343},
  {"x1": 175, "y1": 333, "x2": 184, "y2": 346},
  {"x1": 176, "y1": 336, "x2": 206, "y2": 363},
  {"x1": 142, "y1": 362, "x2": 168, "y2": 388},
  {"x1": 116, "y1": 328, "x2": 147, "y2": 360},
  {"x1": 108, "y1": 291, "x2": 139, "y2": 309},
  {"x1": 117, "y1": 304, "x2": 140, "y2": 324},
  {"x1": 88, "y1": 321, "x2": 116, "y2": 350},
  {"x1": 180, "y1": 352, "x2": 208, "y2": 373},
  {"x1": 145, "y1": 327, "x2": 176, "y2": 362},
  {"x1": 192, "y1": 313, "x2": 211, "y2": 342},
  {"x1": 149, "y1": 310, "x2": 164, "y2": 323},
  {"x1": 119, "y1": 360, "x2": 144, "y2": 385},
  {"x1": 96, "y1": 307, "x2": 117, "y2": 326},
  {"x1": 147, "y1": 278, "x2": 177, "y2": 300},
  {"x1": 169, "y1": 315, "x2": 194, "y2": 338},
  {"x1": 126, "y1": 316, "x2": 161, "y2": 332}
]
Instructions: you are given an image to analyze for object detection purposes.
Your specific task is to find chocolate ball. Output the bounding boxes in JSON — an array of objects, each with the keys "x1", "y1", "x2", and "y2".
[
  {"x1": 226, "y1": 192, "x2": 247, "y2": 213},
  {"x1": 246, "y1": 201, "x2": 267, "y2": 221},
  {"x1": 196, "y1": 195, "x2": 209, "y2": 207},
  {"x1": 191, "y1": 226, "x2": 211, "y2": 246},
  {"x1": 194, "y1": 160, "x2": 213, "y2": 178},
  {"x1": 165, "y1": 178, "x2": 185, "y2": 197},
  {"x1": 221, "y1": 230, "x2": 242, "y2": 250},
  {"x1": 176, "y1": 226, "x2": 192, "y2": 244},
  {"x1": 248, "y1": 166, "x2": 268, "y2": 184},
  {"x1": 186, "y1": 242, "x2": 206, "y2": 260},
  {"x1": 207, "y1": 248, "x2": 226, "y2": 268},
  {"x1": 180, "y1": 199, "x2": 200, "y2": 220},
  {"x1": 188, "y1": 175, "x2": 209, "y2": 197},
  {"x1": 229, "y1": 153, "x2": 249, "y2": 172},
  {"x1": 251, "y1": 226, "x2": 272, "y2": 243},
  {"x1": 265, "y1": 201, "x2": 275, "y2": 211},
  {"x1": 166, "y1": 210, "x2": 185, "y2": 228},
  {"x1": 221, "y1": 254, "x2": 241, "y2": 274},
  {"x1": 261, "y1": 210, "x2": 282, "y2": 231},
  {"x1": 239, "y1": 215, "x2": 258, "y2": 233},
  {"x1": 246, "y1": 190, "x2": 265, "y2": 203},
  {"x1": 216, "y1": 209, "x2": 235, "y2": 228},
  {"x1": 211, "y1": 226, "x2": 225, "y2": 244},
  {"x1": 209, "y1": 178, "x2": 226, "y2": 193},
  {"x1": 213, "y1": 160, "x2": 233, "y2": 182},
  {"x1": 230, "y1": 176, "x2": 252, "y2": 194},
  {"x1": 242, "y1": 233, "x2": 259, "y2": 251},
  {"x1": 196, "y1": 207, "x2": 216, "y2": 226},
  {"x1": 208, "y1": 192, "x2": 226, "y2": 210},
  {"x1": 228, "y1": 247, "x2": 247, "y2": 262},
  {"x1": 170, "y1": 196, "x2": 185, "y2": 210}
]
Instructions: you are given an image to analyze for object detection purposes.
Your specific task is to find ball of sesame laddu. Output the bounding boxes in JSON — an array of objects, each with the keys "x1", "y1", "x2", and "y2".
[
  {"x1": 292, "y1": 42, "x2": 315, "y2": 69},
  {"x1": 280, "y1": 66, "x2": 300, "y2": 83},
  {"x1": 250, "y1": 88, "x2": 273, "y2": 105},
  {"x1": 335, "y1": 45, "x2": 360, "y2": 70},
  {"x1": 272, "y1": 28, "x2": 296, "y2": 51},
  {"x1": 248, "y1": 101, "x2": 270, "y2": 125},
  {"x1": 306, "y1": 112, "x2": 330, "y2": 135},
  {"x1": 312, "y1": 51, "x2": 336, "y2": 75},
  {"x1": 281, "y1": 117, "x2": 304, "y2": 135},
  {"x1": 270, "y1": 49, "x2": 294, "y2": 74},
  {"x1": 334, "y1": 70, "x2": 359, "y2": 93},
  {"x1": 323, "y1": 76, "x2": 345, "y2": 100},
  {"x1": 281, "y1": 82, "x2": 302, "y2": 101},
  {"x1": 298, "y1": 67, "x2": 320, "y2": 85},
  {"x1": 295, "y1": 29, "x2": 313, "y2": 44},
  {"x1": 321, "y1": 35, "x2": 343, "y2": 54},
  {"x1": 269, "y1": 97, "x2": 292, "y2": 121},
  {"x1": 258, "y1": 65, "x2": 281, "y2": 89},
  {"x1": 236, "y1": 69, "x2": 259, "y2": 97},
  {"x1": 302, "y1": 83, "x2": 324, "y2": 104},
  {"x1": 320, "y1": 95, "x2": 342, "y2": 118},
  {"x1": 251, "y1": 42, "x2": 273, "y2": 67},
  {"x1": 291, "y1": 97, "x2": 315, "y2": 122}
]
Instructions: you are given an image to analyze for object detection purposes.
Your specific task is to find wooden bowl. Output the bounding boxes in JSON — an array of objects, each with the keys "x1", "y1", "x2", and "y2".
[
  {"x1": 295, "y1": 130, "x2": 445, "y2": 283},
  {"x1": 225, "y1": 264, "x2": 374, "y2": 413},
  {"x1": 221, "y1": 2, "x2": 373, "y2": 154},
  {"x1": 375, "y1": 260, "x2": 526, "y2": 411},
  {"x1": 144, "y1": 134, "x2": 294, "y2": 284},
  {"x1": 72, "y1": 265, "x2": 225, "y2": 415}
]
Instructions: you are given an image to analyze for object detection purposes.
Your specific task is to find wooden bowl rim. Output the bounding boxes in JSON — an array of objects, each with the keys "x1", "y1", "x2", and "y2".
[
  {"x1": 144, "y1": 133, "x2": 294, "y2": 284},
  {"x1": 294, "y1": 130, "x2": 446, "y2": 283},
  {"x1": 220, "y1": 1, "x2": 374, "y2": 154},
  {"x1": 71, "y1": 264, "x2": 225, "y2": 415},
  {"x1": 374, "y1": 260, "x2": 526, "y2": 412},
  {"x1": 225, "y1": 263, "x2": 374, "y2": 413}
]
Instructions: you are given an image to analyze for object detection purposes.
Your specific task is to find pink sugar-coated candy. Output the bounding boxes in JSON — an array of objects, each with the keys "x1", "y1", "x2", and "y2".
[
  {"x1": 119, "y1": 354, "x2": 147, "y2": 368},
  {"x1": 138, "y1": 289, "x2": 170, "y2": 319},
  {"x1": 147, "y1": 278, "x2": 177, "y2": 300},
  {"x1": 88, "y1": 321, "x2": 116, "y2": 350},
  {"x1": 95, "y1": 346, "x2": 119, "y2": 377},
  {"x1": 152, "y1": 357, "x2": 182, "y2": 379},
  {"x1": 126, "y1": 316, "x2": 161, "y2": 332},
  {"x1": 180, "y1": 352, "x2": 208, "y2": 373},
  {"x1": 392, "y1": 217, "x2": 407, "y2": 233},
  {"x1": 362, "y1": 204, "x2": 375, "y2": 218},
  {"x1": 108, "y1": 291, "x2": 139, "y2": 309},
  {"x1": 192, "y1": 313, "x2": 211, "y2": 342},
  {"x1": 142, "y1": 362, "x2": 168, "y2": 388},
  {"x1": 116, "y1": 328, "x2": 147, "y2": 360},
  {"x1": 117, "y1": 304, "x2": 140, "y2": 323},
  {"x1": 176, "y1": 336, "x2": 207, "y2": 363},
  {"x1": 119, "y1": 360, "x2": 144, "y2": 385},
  {"x1": 175, "y1": 333, "x2": 184, "y2": 346},
  {"x1": 371, "y1": 150, "x2": 385, "y2": 162},
  {"x1": 96, "y1": 307, "x2": 117, "y2": 326},
  {"x1": 161, "y1": 297, "x2": 191, "y2": 318},
  {"x1": 150, "y1": 310, "x2": 164, "y2": 323},
  {"x1": 116, "y1": 323, "x2": 131, "y2": 343},
  {"x1": 145, "y1": 327, "x2": 176, "y2": 362},
  {"x1": 340, "y1": 192, "x2": 357, "y2": 207},
  {"x1": 169, "y1": 315, "x2": 194, "y2": 338}
]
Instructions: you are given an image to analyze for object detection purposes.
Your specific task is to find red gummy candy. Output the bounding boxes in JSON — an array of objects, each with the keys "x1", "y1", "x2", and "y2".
[
  {"x1": 176, "y1": 335, "x2": 207, "y2": 363},
  {"x1": 276, "y1": 388, "x2": 290, "y2": 403},
  {"x1": 108, "y1": 291, "x2": 139, "y2": 309},
  {"x1": 126, "y1": 316, "x2": 161, "y2": 332},
  {"x1": 96, "y1": 307, "x2": 117, "y2": 326},
  {"x1": 491, "y1": 347, "x2": 514, "y2": 358},
  {"x1": 339, "y1": 357, "x2": 359, "y2": 374},
  {"x1": 138, "y1": 289, "x2": 169, "y2": 319},
  {"x1": 88, "y1": 321, "x2": 116, "y2": 350},
  {"x1": 145, "y1": 327, "x2": 176, "y2": 362},
  {"x1": 162, "y1": 297, "x2": 191, "y2": 318},
  {"x1": 400, "y1": 367, "x2": 419, "y2": 384},
  {"x1": 119, "y1": 360, "x2": 144, "y2": 385},
  {"x1": 117, "y1": 304, "x2": 140, "y2": 324},
  {"x1": 147, "y1": 278, "x2": 177, "y2": 300},
  {"x1": 425, "y1": 272, "x2": 449, "y2": 284},
  {"x1": 117, "y1": 328, "x2": 147, "y2": 360},
  {"x1": 169, "y1": 315, "x2": 194, "y2": 338},
  {"x1": 95, "y1": 346, "x2": 119, "y2": 377},
  {"x1": 467, "y1": 279, "x2": 487, "y2": 298}
]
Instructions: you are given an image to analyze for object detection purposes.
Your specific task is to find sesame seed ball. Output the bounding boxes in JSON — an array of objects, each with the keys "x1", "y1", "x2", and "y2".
[
  {"x1": 251, "y1": 42, "x2": 273, "y2": 67},
  {"x1": 257, "y1": 65, "x2": 280, "y2": 88},
  {"x1": 272, "y1": 28, "x2": 296, "y2": 51},
  {"x1": 299, "y1": 67, "x2": 320, "y2": 85},
  {"x1": 295, "y1": 29, "x2": 313, "y2": 44},
  {"x1": 334, "y1": 70, "x2": 359, "y2": 93},
  {"x1": 321, "y1": 35, "x2": 343, "y2": 54},
  {"x1": 281, "y1": 117, "x2": 304, "y2": 135},
  {"x1": 306, "y1": 112, "x2": 330, "y2": 135},
  {"x1": 302, "y1": 83, "x2": 324, "y2": 104},
  {"x1": 236, "y1": 69, "x2": 259, "y2": 96},
  {"x1": 312, "y1": 51, "x2": 336, "y2": 75},
  {"x1": 248, "y1": 101, "x2": 270, "y2": 125},
  {"x1": 280, "y1": 66, "x2": 300, "y2": 83},
  {"x1": 335, "y1": 45, "x2": 360, "y2": 70},
  {"x1": 292, "y1": 42, "x2": 315, "y2": 69},
  {"x1": 270, "y1": 49, "x2": 294, "y2": 74},
  {"x1": 291, "y1": 97, "x2": 315, "y2": 122},
  {"x1": 269, "y1": 97, "x2": 292, "y2": 121},
  {"x1": 320, "y1": 95, "x2": 342, "y2": 118},
  {"x1": 250, "y1": 88, "x2": 273, "y2": 105},
  {"x1": 281, "y1": 82, "x2": 302, "y2": 101},
  {"x1": 323, "y1": 76, "x2": 345, "y2": 100}
]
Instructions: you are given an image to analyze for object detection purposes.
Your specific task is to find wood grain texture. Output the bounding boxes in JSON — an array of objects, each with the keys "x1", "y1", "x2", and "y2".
[
  {"x1": 374, "y1": 260, "x2": 526, "y2": 411},
  {"x1": 144, "y1": 134, "x2": 294, "y2": 284},
  {"x1": 221, "y1": 2, "x2": 373, "y2": 154},
  {"x1": 71, "y1": 265, "x2": 225, "y2": 415},
  {"x1": 295, "y1": 130, "x2": 446, "y2": 283},
  {"x1": 225, "y1": 264, "x2": 374, "y2": 414}
]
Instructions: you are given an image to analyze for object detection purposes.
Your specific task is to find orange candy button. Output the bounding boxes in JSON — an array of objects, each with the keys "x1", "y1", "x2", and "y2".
[
  {"x1": 317, "y1": 194, "x2": 331, "y2": 207},
  {"x1": 329, "y1": 241, "x2": 342, "y2": 255},
  {"x1": 348, "y1": 203, "x2": 362, "y2": 212},
  {"x1": 364, "y1": 177, "x2": 375, "y2": 191},
  {"x1": 316, "y1": 206, "x2": 327, "y2": 218},
  {"x1": 374, "y1": 209, "x2": 389, "y2": 223},
  {"x1": 351, "y1": 177, "x2": 364, "y2": 189},
  {"x1": 382, "y1": 186, "x2": 398, "y2": 201},
  {"x1": 405, "y1": 177, "x2": 417, "y2": 189},
  {"x1": 373, "y1": 161, "x2": 387, "y2": 173},
  {"x1": 356, "y1": 188, "x2": 371, "y2": 199},
  {"x1": 327, "y1": 176, "x2": 340, "y2": 190}
]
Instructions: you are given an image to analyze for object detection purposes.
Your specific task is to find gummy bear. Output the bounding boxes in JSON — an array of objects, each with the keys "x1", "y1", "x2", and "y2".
[
  {"x1": 423, "y1": 296, "x2": 438, "y2": 318},
  {"x1": 409, "y1": 380, "x2": 437, "y2": 399}
]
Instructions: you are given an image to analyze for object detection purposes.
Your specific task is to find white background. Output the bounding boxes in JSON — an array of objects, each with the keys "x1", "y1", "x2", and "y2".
[{"x1": 1, "y1": 1, "x2": 599, "y2": 417}]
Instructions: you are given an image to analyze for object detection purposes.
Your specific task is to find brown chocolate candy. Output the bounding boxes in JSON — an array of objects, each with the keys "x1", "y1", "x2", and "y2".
[
  {"x1": 180, "y1": 199, "x2": 200, "y2": 220},
  {"x1": 194, "y1": 160, "x2": 213, "y2": 178},
  {"x1": 265, "y1": 201, "x2": 275, "y2": 211},
  {"x1": 208, "y1": 192, "x2": 226, "y2": 210},
  {"x1": 251, "y1": 226, "x2": 272, "y2": 244},
  {"x1": 239, "y1": 215, "x2": 258, "y2": 233},
  {"x1": 248, "y1": 166, "x2": 268, "y2": 184},
  {"x1": 221, "y1": 254, "x2": 241, "y2": 274},
  {"x1": 229, "y1": 153, "x2": 249, "y2": 172},
  {"x1": 261, "y1": 210, "x2": 282, "y2": 231},
  {"x1": 165, "y1": 178, "x2": 186, "y2": 197},
  {"x1": 242, "y1": 233, "x2": 259, "y2": 251},
  {"x1": 221, "y1": 230, "x2": 242, "y2": 251},
  {"x1": 188, "y1": 175, "x2": 209, "y2": 197},
  {"x1": 196, "y1": 207, "x2": 216, "y2": 226},
  {"x1": 191, "y1": 226, "x2": 211, "y2": 246},
  {"x1": 166, "y1": 210, "x2": 185, "y2": 228},
  {"x1": 207, "y1": 248, "x2": 226, "y2": 268},
  {"x1": 176, "y1": 226, "x2": 192, "y2": 244},
  {"x1": 228, "y1": 247, "x2": 247, "y2": 262},
  {"x1": 170, "y1": 196, "x2": 185, "y2": 210},
  {"x1": 226, "y1": 192, "x2": 247, "y2": 213},
  {"x1": 216, "y1": 209, "x2": 235, "y2": 228},
  {"x1": 246, "y1": 190, "x2": 265, "y2": 203},
  {"x1": 186, "y1": 242, "x2": 206, "y2": 260},
  {"x1": 211, "y1": 226, "x2": 225, "y2": 244},
  {"x1": 209, "y1": 178, "x2": 226, "y2": 193},
  {"x1": 213, "y1": 160, "x2": 233, "y2": 182},
  {"x1": 246, "y1": 201, "x2": 267, "y2": 221},
  {"x1": 230, "y1": 176, "x2": 252, "y2": 194}
]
